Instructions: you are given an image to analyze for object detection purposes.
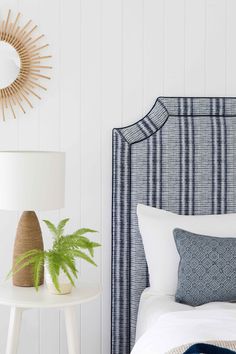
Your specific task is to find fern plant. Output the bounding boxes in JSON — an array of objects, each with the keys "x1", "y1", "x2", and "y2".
[{"x1": 8, "y1": 218, "x2": 101, "y2": 292}]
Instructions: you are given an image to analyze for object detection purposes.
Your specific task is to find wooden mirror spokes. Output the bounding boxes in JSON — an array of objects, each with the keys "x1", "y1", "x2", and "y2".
[{"x1": 0, "y1": 10, "x2": 52, "y2": 120}]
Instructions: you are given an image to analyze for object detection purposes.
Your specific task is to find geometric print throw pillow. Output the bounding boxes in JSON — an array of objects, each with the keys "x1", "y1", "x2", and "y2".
[{"x1": 174, "y1": 228, "x2": 236, "y2": 306}]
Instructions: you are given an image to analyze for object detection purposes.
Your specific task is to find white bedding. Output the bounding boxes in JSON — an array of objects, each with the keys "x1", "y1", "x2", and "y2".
[
  {"x1": 133, "y1": 288, "x2": 236, "y2": 354},
  {"x1": 135, "y1": 288, "x2": 192, "y2": 340}
]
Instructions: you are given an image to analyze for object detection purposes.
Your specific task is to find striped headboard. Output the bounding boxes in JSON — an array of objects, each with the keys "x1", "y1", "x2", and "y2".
[{"x1": 111, "y1": 97, "x2": 236, "y2": 354}]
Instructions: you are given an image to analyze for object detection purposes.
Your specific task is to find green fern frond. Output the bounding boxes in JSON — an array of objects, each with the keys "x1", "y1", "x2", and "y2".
[
  {"x1": 73, "y1": 235, "x2": 91, "y2": 242},
  {"x1": 9, "y1": 218, "x2": 101, "y2": 292},
  {"x1": 77, "y1": 236, "x2": 101, "y2": 248},
  {"x1": 74, "y1": 228, "x2": 97, "y2": 236},
  {"x1": 33, "y1": 253, "x2": 45, "y2": 291},
  {"x1": 43, "y1": 220, "x2": 58, "y2": 238},
  {"x1": 58, "y1": 235, "x2": 90, "y2": 249},
  {"x1": 48, "y1": 251, "x2": 61, "y2": 275},
  {"x1": 66, "y1": 249, "x2": 97, "y2": 266},
  {"x1": 88, "y1": 248, "x2": 93, "y2": 257},
  {"x1": 14, "y1": 249, "x2": 42, "y2": 266},
  {"x1": 6, "y1": 249, "x2": 43, "y2": 279},
  {"x1": 88, "y1": 242, "x2": 101, "y2": 256},
  {"x1": 59, "y1": 235, "x2": 101, "y2": 253},
  {"x1": 47, "y1": 253, "x2": 61, "y2": 292},
  {"x1": 60, "y1": 262, "x2": 75, "y2": 287},
  {"x1": 59, "y1": 254, "x2": 78, "y2": 278},
  {"x1": 57, "y1": 218, "x2": 70, "y2": 237},
  {"x1": 77, "y1": 235, "x2": 93, "y2": 245},
  {"x1": 10, "y1": 255, "x2": 41, "y2": 278},
  {"x1": 90, "y1": 242, "x2": 101, "y2": 248}
]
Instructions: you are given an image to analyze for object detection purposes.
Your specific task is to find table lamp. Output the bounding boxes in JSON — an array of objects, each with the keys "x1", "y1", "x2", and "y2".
[{"x1": 0, "y1": 151, "x2": 65, "y2": 287}]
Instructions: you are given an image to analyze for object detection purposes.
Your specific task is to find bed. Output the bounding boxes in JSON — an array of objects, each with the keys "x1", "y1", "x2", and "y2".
[
  {"x1": 133, "y1": 289, "x2": 236, "y2": 354},
  {"x1": 112, "y1": 97, "x2": 236, "y2": 354}
]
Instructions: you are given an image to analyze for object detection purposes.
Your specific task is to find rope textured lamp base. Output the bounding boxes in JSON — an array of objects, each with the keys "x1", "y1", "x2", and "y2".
[{"x1": 13, "y1": 211, "x2": 44, "y2": 287}]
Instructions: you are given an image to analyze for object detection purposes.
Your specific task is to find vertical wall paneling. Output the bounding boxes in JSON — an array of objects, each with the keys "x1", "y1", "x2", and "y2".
[
  {"x1": 225, "y1": 0, "x2": 236, "y2": 95},
  {"x1": 37, "y1": 0, "x2": 61, "y2": 353},
  {"x1": 16, "y1": 3, "x2": 41, "y2": 353},
  {"x1": 37, "y1": 0, "x2": 61, "y2": 150},
  {"x1": 143, "y1": 0, "x2": 165, "y2": 111},
  {"x1": 17, "y1": 1, "x2": 41, "y2": 150},
  {"x1": 185, "y1": 0, "x2": 205, "y2": 94},
  {"x1": 123, "y1": 0, "x2": 144, "y2": 124},
  {"x1": 0, "y1": 1, "x2": 235, "y2": 353},
  {"x1": 101, "y1": 0, "x2": 123, "y2": 352},
  {"x1": 80, "y1": 0, "x2": 102, "y2": 354},
  {"x1": 59, "y1": 0, "x2": 82, "y2": 352},
  {"x1": 205, "y1": 0, "x2": 226, "y2": 95},
  {"x1": 39, "y1": 212, "x2": 61, "y2": 354},
  {"x1": 0, "y1": 2, "x2": 20, "y2": 354},
  {"x1": 164, "y1": 0, "x2": 185, "y2": 95}
]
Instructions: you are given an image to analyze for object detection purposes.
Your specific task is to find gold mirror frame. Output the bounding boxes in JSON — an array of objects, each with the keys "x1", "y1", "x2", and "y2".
[{"x1": 0, "y1": 10, "x2": 52, "y2": 120}]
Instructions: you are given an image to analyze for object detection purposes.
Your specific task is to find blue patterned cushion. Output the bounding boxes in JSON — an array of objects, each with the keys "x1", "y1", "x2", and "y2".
[
  {"x1": 174, "y1": 228, "x2": 236, "y2": 306},
  {"x1": 184, "y1": 343, "x2": 236, "y2": 354}
]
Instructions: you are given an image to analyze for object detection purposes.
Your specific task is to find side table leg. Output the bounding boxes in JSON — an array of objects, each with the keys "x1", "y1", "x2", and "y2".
[
  {"x1": 64, "y1": 306, "x2": 80, "y2": 354},
  {"x1": 6, "y1": 307, "x2": 23, "y2": 354}
]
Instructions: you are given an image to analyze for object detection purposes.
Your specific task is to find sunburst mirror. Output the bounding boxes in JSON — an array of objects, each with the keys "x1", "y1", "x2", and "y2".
[{"x1": 0, "y1": 10, "x2": 52, "y2": 120}]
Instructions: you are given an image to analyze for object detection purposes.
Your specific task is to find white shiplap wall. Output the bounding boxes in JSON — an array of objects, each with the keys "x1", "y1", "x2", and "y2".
[{"x1": 0, "y1": 0, "x2": 235, "y2": 353}]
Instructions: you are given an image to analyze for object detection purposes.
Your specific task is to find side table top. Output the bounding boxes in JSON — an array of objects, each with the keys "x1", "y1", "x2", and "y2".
[{"x1": 0, "y1": 282, "x2": 101, "y2": 308}]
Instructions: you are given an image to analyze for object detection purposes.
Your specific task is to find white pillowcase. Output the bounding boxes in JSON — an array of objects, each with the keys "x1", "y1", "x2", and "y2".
[{"x1": 137, "y1": 204, "x2": 236, "y2": 296}]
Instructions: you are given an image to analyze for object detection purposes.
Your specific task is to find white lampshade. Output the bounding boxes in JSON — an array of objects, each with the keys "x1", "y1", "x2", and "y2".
[{"x1": 0, "y1": 151, "x2": 65, "y2": 211}]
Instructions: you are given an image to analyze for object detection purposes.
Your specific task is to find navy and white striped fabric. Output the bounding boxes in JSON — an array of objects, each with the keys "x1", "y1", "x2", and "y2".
[{"x1": 112, "y1": 97, "x2": 236, "y2": 354}]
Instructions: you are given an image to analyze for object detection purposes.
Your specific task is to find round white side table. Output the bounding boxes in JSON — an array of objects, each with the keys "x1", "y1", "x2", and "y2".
[{"x1": 0, "y1": 282, "x2": 101, "y2": 354}]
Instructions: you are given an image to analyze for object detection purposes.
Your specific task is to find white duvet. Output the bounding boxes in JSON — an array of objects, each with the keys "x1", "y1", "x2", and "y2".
[{"x1": 132, "y1": 308, "x2": 236, "y2": 354}]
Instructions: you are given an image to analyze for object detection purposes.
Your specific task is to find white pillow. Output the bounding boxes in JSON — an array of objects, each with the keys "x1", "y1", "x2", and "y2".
[{"x1": 137, "y1": 204, "x2": 236, "y2": 296}]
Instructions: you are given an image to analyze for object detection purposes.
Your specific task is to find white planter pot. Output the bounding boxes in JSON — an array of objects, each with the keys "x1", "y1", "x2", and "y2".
[{"x1": 45, "y1": 264, "x2": 73, "y2": 295}]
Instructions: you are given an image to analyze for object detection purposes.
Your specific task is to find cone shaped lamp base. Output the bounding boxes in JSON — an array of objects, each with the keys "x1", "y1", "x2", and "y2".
[{"x1": 13, "y1": 211, "x2": 44, "y2": 287}]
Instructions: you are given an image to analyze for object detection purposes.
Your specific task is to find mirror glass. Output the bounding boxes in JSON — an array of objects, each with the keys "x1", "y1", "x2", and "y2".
[{"x1": 0, "y1": 41, "x2": 21, "y2": 89}]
